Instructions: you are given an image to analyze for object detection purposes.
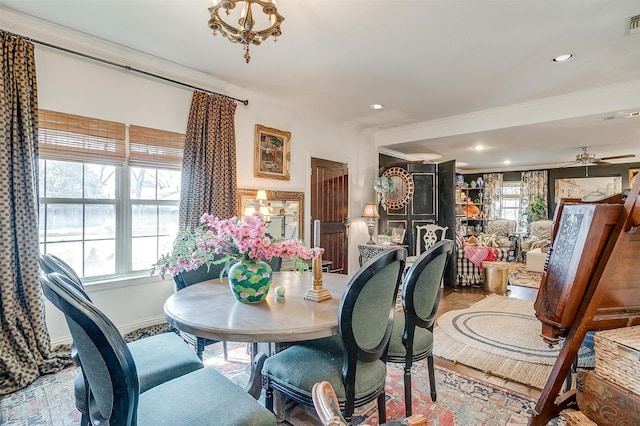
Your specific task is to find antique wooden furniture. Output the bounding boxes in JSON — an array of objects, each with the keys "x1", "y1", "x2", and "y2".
[{"x1": 530, "y1": 180, "x2": 640, "y2": 425}]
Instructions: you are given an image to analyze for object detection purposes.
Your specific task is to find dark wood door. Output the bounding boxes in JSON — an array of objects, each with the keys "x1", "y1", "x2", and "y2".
[{"x1": 310, "y1": 157, "x2": 348, "y2": 274}]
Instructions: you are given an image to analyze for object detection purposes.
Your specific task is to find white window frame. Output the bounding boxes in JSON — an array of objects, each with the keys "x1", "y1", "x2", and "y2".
[
  {"x1": 37, "y1": 110, "x2": 184, "y2": 284},
  {"x1": 500, "y1": 181, "x2": 522, "y2": 229}
]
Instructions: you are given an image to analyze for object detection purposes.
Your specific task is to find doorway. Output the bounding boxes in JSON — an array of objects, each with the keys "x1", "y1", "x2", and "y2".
[{"x1": 310, "y1": 157, "x2": 349, "y2": 274}]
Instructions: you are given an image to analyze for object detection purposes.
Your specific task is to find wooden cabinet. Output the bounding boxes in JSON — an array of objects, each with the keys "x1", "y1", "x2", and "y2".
[{"x1": 455, "y1": 186, "x2": 484, "y2": 236}]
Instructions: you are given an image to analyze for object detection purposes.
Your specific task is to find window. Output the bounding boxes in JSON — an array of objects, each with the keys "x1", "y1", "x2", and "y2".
[
  {"x1": 38, "y1": 110, "x2": 184, "y2": 280},
  {"x1": 500, "y1": 181, "x2": 522, "y2": 226}
]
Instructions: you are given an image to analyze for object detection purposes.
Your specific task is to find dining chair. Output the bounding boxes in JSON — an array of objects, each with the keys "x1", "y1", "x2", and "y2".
[
  {"x1": 384, "y1": 239, "x2": 453, "y2": 416},
  {"x1": 173, "y1": 260, "x2": 229, "y2": 360},
  {"x1": 38, "y1": 255, "x2": 204, "y2": 426},
  {"x1": 40, "y1": 272, "x2": 277, "y2": 426},
  {"x1": 262, "y1": 247, "x2": 407, "y2": 424},
  {"x1": 311, "y1": 381, "x2": 427, "y2": 426},
  {"x1": 406, "y1": 224, "x2": 448, "y2": 264}
]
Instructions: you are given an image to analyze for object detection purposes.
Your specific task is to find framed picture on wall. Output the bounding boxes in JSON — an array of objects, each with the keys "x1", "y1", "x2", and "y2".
[
  {"x1": 254, "y1": 124, "x2": 291, "y2": 180},
  {"x1": 554, "y1": 176, "x2": 622, "y2": 202}
]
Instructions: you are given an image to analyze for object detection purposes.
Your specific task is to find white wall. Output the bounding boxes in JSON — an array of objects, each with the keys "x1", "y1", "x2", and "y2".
[{"x1": 31, "y1": 38, "x2": 376, "y2": 345}]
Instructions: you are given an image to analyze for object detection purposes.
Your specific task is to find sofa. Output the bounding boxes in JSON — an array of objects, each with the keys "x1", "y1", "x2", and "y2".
[{"x1": 455, "y1": 219, "x2": 516, "y2": 286}]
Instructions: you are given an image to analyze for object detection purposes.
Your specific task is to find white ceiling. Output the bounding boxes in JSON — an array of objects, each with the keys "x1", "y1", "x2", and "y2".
[{"x1": 1, "y1": 0, "x2": 639, "y2": 172}]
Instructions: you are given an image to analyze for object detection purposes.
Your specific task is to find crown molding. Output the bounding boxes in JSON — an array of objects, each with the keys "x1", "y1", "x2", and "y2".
[
  {"x1": 374, "y1": 78, "x2": 640, "y2": 147},
  {"x1": 0, "y1": 6, "x2": 245, "y2": 98}
]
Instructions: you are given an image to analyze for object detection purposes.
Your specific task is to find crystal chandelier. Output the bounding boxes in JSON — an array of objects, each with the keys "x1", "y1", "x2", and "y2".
[{"x1": 208, "y1": 0, "x2": 284, "y2": 63}]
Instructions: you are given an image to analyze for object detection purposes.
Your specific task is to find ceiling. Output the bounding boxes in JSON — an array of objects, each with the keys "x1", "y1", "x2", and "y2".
[{"x1": 1, "y1": 0, "x2": 639, "y2": 172}]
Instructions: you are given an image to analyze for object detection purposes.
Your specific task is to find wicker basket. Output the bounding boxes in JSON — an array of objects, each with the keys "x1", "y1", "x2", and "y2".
[
  {"x1": 594, "y1": 325, "x2": 640, "y2": 396},
  {"x1": 561, "y1": 409, "x2": 597, "y2": 426}
]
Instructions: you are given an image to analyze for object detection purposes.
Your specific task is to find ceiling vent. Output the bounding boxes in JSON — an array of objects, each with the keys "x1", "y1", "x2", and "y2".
[{"x1": 628, "y1": 14, "x2": 640, "y2": 34}]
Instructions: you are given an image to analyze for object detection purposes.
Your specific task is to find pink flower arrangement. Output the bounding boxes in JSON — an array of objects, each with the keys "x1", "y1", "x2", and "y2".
[{"x1": 154, "y1": 213, "x2": 319, "y2": 279}]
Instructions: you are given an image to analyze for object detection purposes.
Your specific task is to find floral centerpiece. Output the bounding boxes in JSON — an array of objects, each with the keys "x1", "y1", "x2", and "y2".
[{"x1": 155, "y1": 213, "x2": 319, "y2": 303}]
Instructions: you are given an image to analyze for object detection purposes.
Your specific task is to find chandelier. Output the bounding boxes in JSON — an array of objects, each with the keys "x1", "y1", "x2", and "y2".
[{"x1": 208, "y1": 0, "x2": 285, "y2": 63}]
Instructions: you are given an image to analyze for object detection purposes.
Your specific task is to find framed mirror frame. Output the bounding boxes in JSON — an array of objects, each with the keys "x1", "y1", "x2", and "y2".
[{"x1": 237, "y1": 189, "x2": 305, "y2": 239}]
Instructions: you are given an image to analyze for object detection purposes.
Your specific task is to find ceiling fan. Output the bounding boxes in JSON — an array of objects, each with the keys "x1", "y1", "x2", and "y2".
[{"x1": 562, "y1": 146, "x2": 636, "y2": 175}]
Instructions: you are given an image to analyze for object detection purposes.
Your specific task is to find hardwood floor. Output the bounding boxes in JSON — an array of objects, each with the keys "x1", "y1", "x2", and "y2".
[{"x1": 436, "y1": 283, "x2": 542, "y2": 399}]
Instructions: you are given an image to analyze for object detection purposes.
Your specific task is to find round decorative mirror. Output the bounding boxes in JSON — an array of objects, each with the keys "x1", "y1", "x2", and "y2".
[{"x1": 382, "y1": 167, "x2": 414, "y2": 210}]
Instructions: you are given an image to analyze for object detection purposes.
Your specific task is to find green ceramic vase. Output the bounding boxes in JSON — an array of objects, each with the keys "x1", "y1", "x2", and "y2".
[{"x1": 228, "y1": 259, "x2": 272, "y2": 303}]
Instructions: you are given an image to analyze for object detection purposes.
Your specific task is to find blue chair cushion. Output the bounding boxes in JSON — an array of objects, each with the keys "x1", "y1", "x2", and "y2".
[
  {"x1": 138, "y1": 367, "x2": 276, "y2": 425},
  {"x1": 74, "y1": 332, "x2": 202, "y2": 414},
  {"x1": 385, "y1": 314, "x2": 433, "y2": 359},
  {"x1": 262, "y1": 335, "x2": 387, "y2": 401}
]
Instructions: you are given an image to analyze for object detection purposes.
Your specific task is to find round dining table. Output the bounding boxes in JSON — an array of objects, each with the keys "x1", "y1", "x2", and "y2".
[
  {"x1": 164, "y1": 271, "x2": 350, "y2": 343},
  {"x1": 164, "y1": 271, "x2": 351, "y2": 402}
]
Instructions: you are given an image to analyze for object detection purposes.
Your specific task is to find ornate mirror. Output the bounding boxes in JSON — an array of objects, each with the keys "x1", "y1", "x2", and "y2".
[
  {"x1": 237, "y1": 189, "x2": 304, "y2": 240},
  {"x1": 382, "y1": 167, "x2": 414, "y2": 210}
]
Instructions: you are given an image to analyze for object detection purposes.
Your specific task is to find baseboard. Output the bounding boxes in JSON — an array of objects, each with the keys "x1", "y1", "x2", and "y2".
[{"x1": 49, "y1": 314, "x2": 168, "y2": 347}]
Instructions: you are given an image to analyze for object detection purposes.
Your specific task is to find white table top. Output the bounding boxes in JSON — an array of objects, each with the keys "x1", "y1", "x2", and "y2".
[{"x1": 164, "y1": 271, "x2": 351, "y2": 343}]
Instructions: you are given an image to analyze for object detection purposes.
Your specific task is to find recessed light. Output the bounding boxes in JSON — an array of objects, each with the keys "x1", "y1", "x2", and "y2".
[
  {"x1": 553, "y1": 53, "x2": 573, "y2": 63},
  {"x1": 370, "y1": 104, "x2": 384, "y2": 110},
  {"x1": 503, "y1": 160, "x2": 511, "y2": 165},
  {"x1": 472, "y1": 145, "x2": 485, "y2": 151}
]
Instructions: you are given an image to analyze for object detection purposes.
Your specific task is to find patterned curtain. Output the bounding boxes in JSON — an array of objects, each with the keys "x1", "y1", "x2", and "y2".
[
  {"x1": 179, "y1": 92, "x2": 238, "y2": 230},
  {"x1": 520, "y1": 170, "x2": 548, "y2": 231},
  {"x1": 0, "y1": 33, "x2": 70, "y2": 395},
  {"x1": 482, "y1": 173, "x2": 503, "y2": 221}
]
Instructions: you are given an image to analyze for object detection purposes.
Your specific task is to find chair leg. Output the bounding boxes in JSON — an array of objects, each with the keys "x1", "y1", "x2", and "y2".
[
  {"x1": 377, "y1": 391, "x2": 387, "y2": 424},
  {"x1": 196, "y1": 339, "x2": 205, "y2": 360},
  {"x1": 264, "y1": 379, "x2": 274, "y2": 412},
  {"x1": 222, "y1": 341, "x2": 228, "y2": 361},
  {"x1": 80, "y1": 413, "x2": 89, "y2": 426},
  {"x1": 403, "y1": 363, "x2": 413, "y2": 416},
  {"x1": 427, "y1": 355, "x2": 437, "y2": 402}
]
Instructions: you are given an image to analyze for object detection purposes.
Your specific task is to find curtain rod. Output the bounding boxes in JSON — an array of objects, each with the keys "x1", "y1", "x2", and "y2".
[{"x1": 1, "y1": 29, "x2": 249, "y2": 106}]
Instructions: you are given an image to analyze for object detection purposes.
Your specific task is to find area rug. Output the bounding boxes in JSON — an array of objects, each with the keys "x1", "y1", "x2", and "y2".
[
  {"x1": 508, "y1": 262, "x2": 542, "y2": 289},
  {"x1": 434, "y1": 295, "x2": 594, "y2": 389},
  {"x1": 0, "y1": 334, "x2": 561, "y2": 425}
]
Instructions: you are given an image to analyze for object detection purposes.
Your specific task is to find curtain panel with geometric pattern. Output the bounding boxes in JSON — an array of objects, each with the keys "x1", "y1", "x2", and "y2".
[
  {"x1": 0, "y1": 33, "x2": 70, "y2": 395},
  {"x1": 179, "y1": 92, "x2": 238, "y2": 230}
]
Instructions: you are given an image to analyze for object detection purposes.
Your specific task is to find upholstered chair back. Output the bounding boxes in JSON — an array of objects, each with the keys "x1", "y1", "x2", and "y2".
[
  {"x1": 529, "y1": 220, "x2": 552, "y2": 240},
  {"x1": 345, "y1": 248, "x2": 405, "y2": 356},
  {"x1": 485, "y1": 219, "x2": 517, "y2": 237},
  {"x1": 38, "y1": 254, "x2": 88, "y2": 299},
  {"x1": 41, "y1": 273, "x2": 139, "y2": 425}
]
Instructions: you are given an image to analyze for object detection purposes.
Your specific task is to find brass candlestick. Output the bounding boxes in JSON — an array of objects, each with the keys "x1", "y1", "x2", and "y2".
[{"x1": 304, "y1": 248, "x2": 332, "y2": 303}]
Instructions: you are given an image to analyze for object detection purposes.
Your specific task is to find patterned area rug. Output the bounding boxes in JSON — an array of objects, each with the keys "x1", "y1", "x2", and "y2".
[
  {"x1": 0, "y1": 328, "x2": 563, "y2": 425},
  {"x1": 508, "y1": 262, "x2": 543, "y2": 289},
  {"x1": 434, "y1": 295, "x2": 594, "y2": 389}
]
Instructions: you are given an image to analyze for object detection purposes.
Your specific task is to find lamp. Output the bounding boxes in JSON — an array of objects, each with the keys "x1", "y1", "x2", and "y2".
[
  {"x1": 208, "y1": 0, "x2": 285, "y2": 63},
  {"x1": 361, "y1": 203, "x2": 380, "y2": 245},
  {"x1": 259, "y1": 205, "x2": 272, "y2": 224},
  {"x1": 256, "y1": 190, "x2": 268, "y2": 201}
]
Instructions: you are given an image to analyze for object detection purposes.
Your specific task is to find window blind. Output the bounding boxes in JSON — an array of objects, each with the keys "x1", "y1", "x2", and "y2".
[
  {"x1": 38, "y1": 110, "x2": 126, "y2": 166},
  {"x1": 128, "y1": 125, "x2": 184, "y2": 169}
]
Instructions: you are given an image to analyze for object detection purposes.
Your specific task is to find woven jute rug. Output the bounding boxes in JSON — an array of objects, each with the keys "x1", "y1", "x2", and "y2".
[
  {"x1": 508, "y1": 262, "x2": 543, "y2": 289},
  {"x1": 434, "y1": 295, "x2": 594, "y2": 389}
]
